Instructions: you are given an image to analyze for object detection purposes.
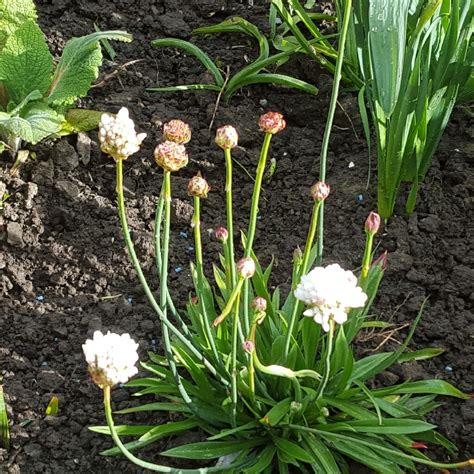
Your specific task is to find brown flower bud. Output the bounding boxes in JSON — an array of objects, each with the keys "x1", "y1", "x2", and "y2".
[
  {"x1": 259, "y1": 112, "x2": 286, "y2": 134},
  {"x1": 310, "y1": 181, "x2": 330, "y2": 201},
  {"x1": 251, "y1": 296, "x2": 267, "y2": 312},
  {"x1": 163, "y1": 119, "x2": 191, "y2": 144},
  {"x1": 365, "y1": 211, "x2": 381, "y2": 235},
  {"x1": 236, "y1": 257, "x2": 256, "y2": 279},
  {"x1": 188, "y1": 175, "x2": 210, "y2": 198},
  {"x1": 154, "y1": 141, "x2": 188, "y2": 172},
  {"x1": 214, "y1": 226, "x2": 228, "y2": 242},
  {"x1": 215, "y1": 125, "x2": 238, "y2": 149}
]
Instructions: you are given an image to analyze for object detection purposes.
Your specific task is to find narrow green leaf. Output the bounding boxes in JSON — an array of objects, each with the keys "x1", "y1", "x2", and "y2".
[
  {"x1": 147, "y1": 84, "x2": 222, "y2": 93},
  {"x1": 115, "y1": 402, "x2": 192, "y2": 415},
  {"x1": 161, "y1": 439, "x2": 265, "y2": 460},
  {"x1": 151, "y1": 38, "x2": 224, "y2": 86},
  {"x1": 274, "y1": 437, "x2": 314, "y2": 463},
  {"x1": 89, "y1": 425, "x2": 155, "y2": 436},
  {"x1": 0, "y1": 385, "x2": 9, "y2": 450},
  {"x1": 243, "y1": 446, "x2": 276, "y2": 474},
  {"x1": 316, "y1": 418, "x2": 436, "y2": 434}
]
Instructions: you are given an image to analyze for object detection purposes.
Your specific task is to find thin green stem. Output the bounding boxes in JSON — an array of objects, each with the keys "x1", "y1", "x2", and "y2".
[
  {"x1": 115, "y1": 161, "x2": 229, "y2": 388},
  {"x1": 283, "y1": 200, "x2": 322, "y2": 359},
  {"x1": 317, "y1": 0, "x2": 353, "y2": 264},
  {"x1": 244, "y1": 132, "x2": 272, "y2": 258},
  {"x1": 224, "y1": 148, "x2": 237, "y2": 287},
  {"x1": 231, "y1": 293, "x2": 241, "y2": 427},
  {"x1": 360, "y1": 231, "x2": 375, "y2": 286},
  {"x1": 287, "y1": 423, "x2": 474, "y2": 470},
  {"x1": 193, "y1": 196, "x2": 221, "y2": 366},
  {"x1": 315, "y1": 319, "x2": 335, "y2": 401}
]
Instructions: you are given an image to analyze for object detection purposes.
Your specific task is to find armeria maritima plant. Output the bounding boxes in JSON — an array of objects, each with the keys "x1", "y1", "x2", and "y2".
[{"x1": 86, "y1": 109, "x2": 473, "y2": 473}]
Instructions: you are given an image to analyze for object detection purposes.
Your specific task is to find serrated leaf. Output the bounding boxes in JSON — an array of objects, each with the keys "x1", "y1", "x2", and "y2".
[
  {"x1": 0, "y1": 20, "x2": 53, "y2": 104},
  {"x1": 59, "y1": 108, "x2": 104, "y2": 135},
  {"x1": 20, "y1": 101, "x2": 63, "y2": 143},
  {"x1": 47, "y1": 31, "x2": 132, "y2": 106}
]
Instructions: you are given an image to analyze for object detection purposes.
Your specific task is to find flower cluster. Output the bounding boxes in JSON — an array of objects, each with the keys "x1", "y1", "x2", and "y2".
[
  {"x1": 154, "y1": 120, "x2": 191, "y2": 172},
  {"x1": 98, "y1": 107, "x2": 146, "y2": 161},
  {"x1": 163, "y1": 119, "x2": 191, "y2": 144},
  {"x1": 82, "y1": 331, "x2": 139, "y2": 388},
  {"x1": 295, "y1": 264, "x2": 367, "y2": 332},
  {"x1": 259, "y1": 111, "x2": 286, "y2": 134},
  {"x1": 215, "y1": 125, "x2": 238, "y2": 149}
]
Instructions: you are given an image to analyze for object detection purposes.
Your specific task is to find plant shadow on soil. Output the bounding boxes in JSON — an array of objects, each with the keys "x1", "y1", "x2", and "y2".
[{"x1": 0, "y1": 1, "x2": 473, "y2": 473}]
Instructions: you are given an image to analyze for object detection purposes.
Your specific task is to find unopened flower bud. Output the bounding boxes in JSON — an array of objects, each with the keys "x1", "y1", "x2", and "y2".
[
  {"x1": 214, "y1": 226, "x2": 228, "y2": 242},
  {"x1": 310, "y1": 181, "x2": 330, "y2": 201},
  {"x1": 188, "y1": 175, "x2": 210, "y2": 198},
  {"x1": 251, "y1": 296, "x2": 267, "y2": 312},
  {"x1": 215, "y1": 125, "x2": 238, "y2": 149},
  {"x1": 236, "y1": 257, "x2": 256, "y2": 279},
  {"x1": 365, "y1": 211, "x2": 381, "y2": 235},
  {"x1": 259, "y1": 112, "x2": 286, "y2": 134},
  {"x1": 290, "y1": 401, "x2": 303, "y2": 414},
  {"x1": 154, "y1": 141, "x2": 188, "y2": 172},
  {"x1": 242, "y1": 340, "x2": 255, "y2": 354},
  {"x1": 98, "y1": 107, "x2": 146, "y2": 161},
  {"x1": 293, "y1": 246, "x2": 303, "y2": 263},
  {"x1": 191, "y1": 296, "x2": 199, "y2": 305},
  {"x1": 163, "y1": 119, "x2": 191, "y2": 144},
  {"x1": 372, "y1": 251, "x2": 388, "y2": 271}
]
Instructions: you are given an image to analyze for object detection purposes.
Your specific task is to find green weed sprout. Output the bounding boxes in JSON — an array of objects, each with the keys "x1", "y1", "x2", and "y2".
[
  {"x1": 0, "y1": 0, "x2": 131, "y2": 159},
  {"x1": 84, "y1": 108, "x2": 473, "y2": 473},
  {"x1": 148, "y1": 17, "x2": 318, "y2": 100},
  {"x1": 338, "y1": 0, "x2": 473, "y2": 217},
  {"x1": 0, "y1": 383, "x2": 9, "y2": 450}
]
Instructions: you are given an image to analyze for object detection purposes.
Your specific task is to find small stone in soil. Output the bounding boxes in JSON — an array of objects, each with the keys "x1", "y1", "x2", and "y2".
[
  {"x1": 7, "y1": 222, "x2": 24, "y2": 246},
  {"x1": 35, "y1": 294, "x2": 45, "y2": 301},
  {"x1": 357, "y1": 194, "x2": 364, "y2": 202},
  {"x1": 175, "y1": 266, "x2": 183, "y2": 273}
]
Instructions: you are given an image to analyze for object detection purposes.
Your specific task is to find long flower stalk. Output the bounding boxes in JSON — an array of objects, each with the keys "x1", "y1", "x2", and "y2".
[
  {"x1": 316, "y1": 0, "x2": 353, "y2": 263},
  {"x1": 224, "y1": 148, "x2": 237, "y2": 287},
  {"x1": 283, "y1": 199, "x2": 322, "y2": 359},
  {"x1": 115, "y1": 161, "x2": 229, "y2": 388},
  {"x1": 230, "y1": 293, "x2": 241, "y2": 427},
  {"x1": 314, "y1": 319, "x2": 335, "y2": 401}
]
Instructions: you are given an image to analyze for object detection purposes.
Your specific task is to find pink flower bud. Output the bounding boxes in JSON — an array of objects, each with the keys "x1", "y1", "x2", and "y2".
[
  {"x1": 310, "y1": 181, "x2": 330, "y2": 201},
  {"x1": 214, "y1": 226, "x2": 228, "y2": 242},
  {"x1": 251, "y1": 296, "x2": 267, "y2": 312},
  {"x1": 163, "y1": 119, "x2": 191, "y2": 144},
  {"x1": 215, "y1": 125, "x2": 238, "y2": 149},
  {"x1": 191, "y1": 296, "x2": 199, "y2": 305},
  {"x1": 372, "y1": 251, "x2": 388, "y2": 271},
  {"x1": 259, "y1": 112, "x2": 286, "y2": 134},
  {"x1": 411, "y1": 442, "x2": 428, "y2": 449},
  {"x1": 242, "y1": 340, "x2": 255, "y2": 353},
  {"x1": 188, "y1": 175, "x2": 210, "y2": 198},
  {"x1": 154, "y1": 141, "x2": 188, "y2": 172},
  {"x1": 365, "y1": 211, "x2": 381, "y2": 234},
  {"x1": 236, "y1": 257, "x2": 256, "y2": 279}
]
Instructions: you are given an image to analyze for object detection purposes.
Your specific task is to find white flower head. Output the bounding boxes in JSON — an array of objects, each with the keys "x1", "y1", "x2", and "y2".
[
  {"x1": 83, "y1": 330, "x2": 139, "y2": 388},
  {"x1": 98, "y1": 107, "x2": 147, "y2": 161},
  {"x1": 294, "y1": 264, "x2": 367, "y2": 332}
]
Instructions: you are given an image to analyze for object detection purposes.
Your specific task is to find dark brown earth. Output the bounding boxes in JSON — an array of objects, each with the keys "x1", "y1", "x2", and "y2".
[{"x1": 0, "y1": 1, "x2": 472, "y2": 473}]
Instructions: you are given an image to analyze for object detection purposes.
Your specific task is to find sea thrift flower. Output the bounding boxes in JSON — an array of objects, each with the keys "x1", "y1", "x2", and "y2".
[
  {"x1": 188, "y1": 175, "x2": 210, "y2": 198},
  {"x1": 214, "y1": 226, "x2": 228, "y2": 242},
  {"x1": 310, "y1": 181, "x2": 330, "y2": 201},
  {"x1": 295, "y1": 264, "x2": 367, "y2": 332},
  {"x1": 251, "y1": 296, "x2": 267, "y2": 312},
  {"x1": 215, "y1": 125, "x2": 238, "y2": 149},
  {"x1": 82, "y1": 331, "x2": 139, "y2": 388},
  {"x1": 365, "y1": 211, "x2": 381, "y2": 234},
  {"x1": 154, "y1": 141, "x2": 188, "y2": 172},
  {"x1": 259, "y1": 112, "x2": 286, "y2": 134},
  {"x1": 163, "y1": 119, "x2": 191, "y2": 144},
  {"x1": 98, "y1": 107, "x2": 146, "y2": 161},
  {"x1": 236, "y1": 257, "x2": 256, "y2": 279}
]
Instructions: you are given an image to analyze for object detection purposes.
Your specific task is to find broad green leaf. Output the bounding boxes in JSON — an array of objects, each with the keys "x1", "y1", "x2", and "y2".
[
  {"x1": 0, "y1": 0, "x2": 37, "y2": 39},
  {"x1": 274, "y1": 437, "x2": 314, "y2": 463},
  {"x1": 59, "y1": 108, "x2": 104, "y2": 135},
  {"x1": 0, "y1": 20, "x2": 53, "y2": 104},
  {"x1": 47, "y1": 31, "x2": 132, "y2": 106},
  {"x1": 0, "y1": 102, "x2": 62, "y2": 144},
  {"x1": 160, "y1": 439, "x2": 265, "y2": 460},
  {"x1": 368, "y1": 0, "x2": 410, "y2": 116}
]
